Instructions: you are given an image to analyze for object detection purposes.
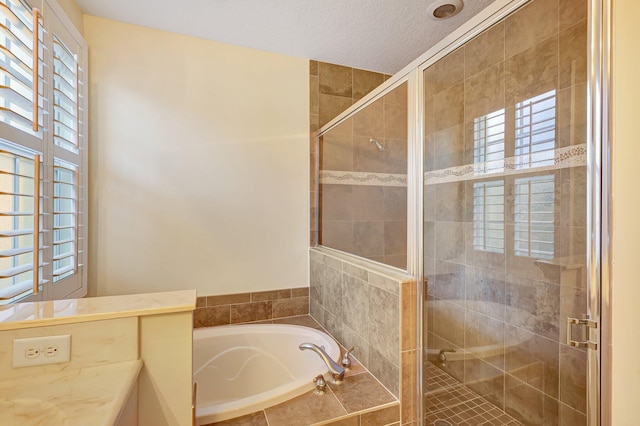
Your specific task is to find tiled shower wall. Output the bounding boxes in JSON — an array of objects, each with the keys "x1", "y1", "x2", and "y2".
[
  {"x1": 424, "y1": 0, "x2": 588, "y2": 424},
  {"x1": 309, "y1": 60, "x2": 391, "y2": 247},
  {"x1": 310, "y1": 248, "x2": 418, "y2": 424},
  {"x1": 318, "y1": 82, "x2": 409, "y2": 269}
]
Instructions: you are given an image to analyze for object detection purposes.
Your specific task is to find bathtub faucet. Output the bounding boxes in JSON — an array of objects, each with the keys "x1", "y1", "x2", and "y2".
[{"x1": 299, "y1": 342, "x2": 345, "y2": 383}]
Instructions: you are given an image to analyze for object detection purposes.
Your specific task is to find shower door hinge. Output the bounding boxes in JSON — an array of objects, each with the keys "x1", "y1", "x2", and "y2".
[{"x1": 567, "y1": 315, "x2": 598, "y2": 350}]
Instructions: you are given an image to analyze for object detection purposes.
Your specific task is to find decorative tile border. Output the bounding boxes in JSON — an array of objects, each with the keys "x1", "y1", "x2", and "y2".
[
  {"x1": 320, "y1": 170, "x2": 408, "y2": 187},
  {"x1": 425, "y1": 143, "x2": 587, "y2": 185},
  {"x1": 319, "y1": 144, "x2": 586, "y2": 188}
]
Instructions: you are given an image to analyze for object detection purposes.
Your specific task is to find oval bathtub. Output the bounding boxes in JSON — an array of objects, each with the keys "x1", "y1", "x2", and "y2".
[{"x1": 194, "y1": 323, "x2": 339, "y2": 425}]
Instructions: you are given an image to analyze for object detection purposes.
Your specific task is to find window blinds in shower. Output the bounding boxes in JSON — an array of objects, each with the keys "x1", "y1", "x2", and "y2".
[{"x1": 0, "y1": 0, "x2": 87, "y2": 304}]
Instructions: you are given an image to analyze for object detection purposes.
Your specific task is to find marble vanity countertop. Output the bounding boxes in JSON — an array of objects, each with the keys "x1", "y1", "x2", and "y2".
[
  {"x1": 0, "y1": 290, "x2": 196, "y2": 331},
  {"x1": 0, "y1": 359, "x2": 142, "y2": 426}
]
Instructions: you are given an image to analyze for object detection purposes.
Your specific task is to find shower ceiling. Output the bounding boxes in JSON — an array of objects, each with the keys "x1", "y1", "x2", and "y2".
[{"x1": 76, "y1": 0, "x2": 495, "y2": 74}]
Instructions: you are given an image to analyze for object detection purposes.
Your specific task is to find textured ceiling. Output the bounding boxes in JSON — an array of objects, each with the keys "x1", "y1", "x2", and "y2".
[{"x1": 76, "y1": 0, "x2": 496, "y2": 74}]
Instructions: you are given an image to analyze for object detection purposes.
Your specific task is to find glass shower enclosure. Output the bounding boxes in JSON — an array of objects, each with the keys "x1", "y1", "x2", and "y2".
[{"x1": 315, "y1": 0, "x2": 604, "y2": 424}]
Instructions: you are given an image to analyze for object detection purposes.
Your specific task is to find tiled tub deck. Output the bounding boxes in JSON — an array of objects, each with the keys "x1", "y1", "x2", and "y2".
[{"x1": 197, "y1": 314, "x2": 400, "y2": 426}]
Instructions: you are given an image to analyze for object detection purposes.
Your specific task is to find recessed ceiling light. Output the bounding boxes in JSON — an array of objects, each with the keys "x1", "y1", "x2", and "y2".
[{"x1": 428, "y1": 0, "x2": 464, "y2": 19}]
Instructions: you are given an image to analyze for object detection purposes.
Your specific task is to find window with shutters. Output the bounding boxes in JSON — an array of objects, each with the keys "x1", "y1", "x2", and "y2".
[{"x1": 0, "y1": 0, "x2": 86, "y2": 304}]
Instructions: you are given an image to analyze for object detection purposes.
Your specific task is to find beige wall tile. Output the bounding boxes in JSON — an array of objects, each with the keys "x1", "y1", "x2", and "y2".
[
  {"x1": 465, "y1": 22, "x2": 505, "y2": 78},
  {"x1": 321, "y1": 132, "x2": 353, "y2": 171},
  {"x1": 401, "y1": 282, "x2": 417, "y2": 351},
  {"x1": 230, "y1": 301, "x2": 272, "y2": 323},
  {"x1": 310, "y1": 75, "x2": 319, "y2": 115},
  {"x1": 194, "y1": 305, "x2": 230, "y2": 328},
  {"x1": 292, "y1": 287, "x2": 310, "y2": 297},
  {"x1": 354, "y1": 98, "x2": 384, "y2": 137},
  {"x1": 319, "y1": 94, "x2": 353, "y2": 127},
  {"x1": 384, "y1": 104, "x2": 408, "y2": 140},
  {"x1": 505, "y1": 0, "x2": 559, "y2": 58},
  {"x1": 251, "y1": 289, "x2": 292, "y2": 302},
  {"x1": 385, "y1": 82, "x2": 408, "y2": 107},
  {"x1": 433, "y1": 124, "x2": 464, "y2": 170},
  {"x1": 559, "y1": 0, "x2": 587, "y2": 31},
  {"x1": 319, "y1": 62, "x2": 353, "y2": 97},
  {"x1": 557, "y1": 82, "x2": 587, "y2": 147},
  {"x1": 384, "y1": 220, "x2": 407, "y2": 256},
  {"x1": 401, "y1": 351, "x2": 416, "y2": 424},
  {"x1": 434, "y1": 83, "x2": 464, "y2": 133},
  {"x1": 320, "y1": 220, "x2": 354, "y2": 253},
  {"x1": 424, "y1": 47, "x2": 464, "y2": 99},
  {"x1": 559, "y1": 20, "x2": 588, "y2": 90},
  {"x1": 206, "y1": 293, "x2": 250, "y2": 306},
  {"x1": 464, "y1": 62, "x2": 505, "y2": 120},
  {"x1": 272, "y1": 296, "x2": 309, "y2": 318},
  {"x1": 505, "y1": 36, "x2": 559, "y2": 106},
  {"x1": 310, "y1": 60, "x2": 319, "y2": 76},
  {"x1": 353, "y1": 68, "x2": 385, "y2": 100}
]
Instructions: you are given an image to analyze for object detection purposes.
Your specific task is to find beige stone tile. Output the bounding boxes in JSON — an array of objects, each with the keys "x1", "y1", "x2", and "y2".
[
  {"x1": 465, "y1": 22, "x2": 505, "y2": 79},
  {"x1": 505, "y1": 36, "x2": 559, "y2": 106},
  {"x1": 292, "y1": 287, "x2": 310, "y2": 297},
  {"x1": 384, "y1": 220, "x2": 407, "y2": 256},
  {"x1": 559, "y1": 20, "x2": 587, "y2": 90},
  {"x1": 310, "y1": 75, "x2": 319, "y2": 115},
  {"x1": 353, "y1": 135, "x2": 387, "y2": 173},
  {"x1": 505, "y1": 0, "x2": 559, "y2": 58},
  {"x1": 401, "y1": 282, "x2": 417, "y2": 351},
  {"x1": 320, "y1": 221, "x2": 354, "y2": 253},
  {"x1": 559, "y1": 0, "x2": 587, "y2": 31},
  {"x1": 194, "y1": 305, "x2": 230, "y2": 328},
  {"x1": 272, "y1": 296, "x2": 309, "y2": 318},
  {"x1": 208, "y1": 410, "x2": 267, "y2": 426},
  {"x1": 383, "y1": 187, "x2": 407, "y2": 221},
  {"x1": 251, "y1": 289, "x2": 292, "y2": 302},
  {"x1": 353, "y1": 98, "x2": 384, "y2": 138},
  {"x1": 505, "y1": 325, "x2": 559, "y2": 397},
  {"x1": 320, "y1": 131, "x2": 353, "y2": 171},
  {"x1": 384, "y1": 104, "x2": 408, "y2": 140},
  {"x1": 401, "y1": 351, "x2": 416, "y2": 423},
  {"x1": 424, "y1": 47, "x2": 464, "y2": 99},
  {"x1": 196, "y1": 296, "x2": 206, "y2": 308},
  {"x1": 319, "y1": 62, "x2": 353, "y2": 97},
  {"x1": 310, "y1": 113, "x2": 320, "y2": 133},
  {"x1": 504, "y1": 375, "x2": 547, "y2": 425},
  {"x1": 385, "y1": 82, "x2": 408, "y2": 107},
  {"x1": 384, "y1": 255, "x2": 406, "y2": 270},
  {"x1": 557, "y1": 82, "x2": 587, "y2": 147},
  {"x1": 310, "y1": 60, "x2": 319, "y2": 76},
  {"x1": 314, "y1": 415, "x2": 360, "y2": 426},
  {"x1": 352, "y1": 186, "x2": 385, "y2": 221},
  {"x1": 353, "y1": 68, "x2": 385, "y2": 100},
  {"x1": 328, "y1": 372, "x2": 397, "y2": 413},
  {"x1": 559, "y1": 343, "x2": 587, "y2": 413},
  {"x1": 230, "y1": 301, "x2": 272, "y2": 324},
  {"x1": 464, "y1": 62, "x2": 505, "y2": 121},
  {"x1": 433, "y1": 124, "x2": 464, "y2": 171},
  {"x1": 321, "y1": 184, "x2": 353, "y2": 221},
  {"x1": 264, "y1": 388, "x2": 347, "y2": 426},
  {"x1": 319, "y1": 94, "x2": 353, "y2": 127},
  {"x1": 559, "y1": 400, "x2": 586, "y2": 425},
  {"x1": 361, "y1": 403, "x2": 400, "y2": 425},
  {"x1": 383, "y1": 138, "x2": 408, "y2": 174},
  {"x1": 434, "y1": 83, "x2": 464, "y2": 133},
  {"x1": 206, "y1": 293, "x2": 250, "y2": 306},
  {"x1": 464, "y1": 357, "x2": 505, "y2": 408},
  {"x1": 353, "y1": 220, "x2": 385, "y2": 257}
]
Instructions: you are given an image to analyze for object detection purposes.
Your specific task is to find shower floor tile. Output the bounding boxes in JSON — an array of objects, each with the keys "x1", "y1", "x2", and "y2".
[{"x1": 424, "y1": 362, "x2": 524, "y2": 426}]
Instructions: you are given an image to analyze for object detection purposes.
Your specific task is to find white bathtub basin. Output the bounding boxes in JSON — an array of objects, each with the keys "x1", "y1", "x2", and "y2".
[{"x1": 193, "y1": 323, "x2": 339, "y2": 424}]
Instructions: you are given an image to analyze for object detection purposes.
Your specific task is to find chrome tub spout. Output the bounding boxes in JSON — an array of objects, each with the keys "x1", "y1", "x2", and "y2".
[{"x1": 299, "y1": 342, "x2": 345, "y2": 383}]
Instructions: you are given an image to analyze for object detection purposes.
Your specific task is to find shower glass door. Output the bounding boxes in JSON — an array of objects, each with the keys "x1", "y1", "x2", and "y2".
[{"x1": 422, "y1": 0, "x2": 590, "y2": 424}]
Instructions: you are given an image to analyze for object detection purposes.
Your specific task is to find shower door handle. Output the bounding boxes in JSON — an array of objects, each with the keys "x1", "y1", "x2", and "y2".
[{"x1": 567, "y1": 315, "x2": 598, "y2": 350}]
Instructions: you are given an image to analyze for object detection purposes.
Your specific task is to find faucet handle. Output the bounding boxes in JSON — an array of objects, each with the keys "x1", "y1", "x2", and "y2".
[
  {"x1": 341, "y1": 346, "x2": 355, "y2": 369},
  {"x1": 313, "y1": 374, "x2": 327, "y2": 394}
]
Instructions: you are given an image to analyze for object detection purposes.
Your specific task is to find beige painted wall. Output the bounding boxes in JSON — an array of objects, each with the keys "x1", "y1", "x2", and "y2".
[
  {"x1": 55, "y1": 0, "x2": 83, "y2": 34},
  {"x1": 84, "y1": 16, "x2": 309, "y2": 297},
  {"x1": 611, "y1": 0, "x2": 640, "y2": 423}
]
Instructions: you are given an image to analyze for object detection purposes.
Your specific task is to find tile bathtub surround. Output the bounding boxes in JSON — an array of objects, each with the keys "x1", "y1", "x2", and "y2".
[
  {"x1": 204, "y1": 314, "x2": 399, "y2": 426},
  {"x1": 309, "y1": 247, "x2": 418, "y2": 425},
  {"x1": 194, "y1": 287, "x2": 310, "y2": 328}
]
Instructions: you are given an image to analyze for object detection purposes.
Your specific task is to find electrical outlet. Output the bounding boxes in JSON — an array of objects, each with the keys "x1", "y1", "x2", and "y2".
[{"x1": 13, "y1": 335, "x2": 71, "y2": 367}]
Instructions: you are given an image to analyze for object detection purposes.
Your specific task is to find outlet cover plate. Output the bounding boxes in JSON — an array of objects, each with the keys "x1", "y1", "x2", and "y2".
[{"x1": 13, "y1": 335, "x2": 71, "y2": 368}]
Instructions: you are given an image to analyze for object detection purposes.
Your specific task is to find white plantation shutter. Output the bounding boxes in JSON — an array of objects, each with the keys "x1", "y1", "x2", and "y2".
[
  {"x1": 0, "y1": 0, "x2": 86, "y2": 304},
  {"x1": 0, "y1": 142, "x2": 44, "y2": 302}
]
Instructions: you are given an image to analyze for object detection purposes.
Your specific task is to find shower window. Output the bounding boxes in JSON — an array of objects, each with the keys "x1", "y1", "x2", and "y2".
[
  {"x1": 473, "y1": 109, "x2": 505, "y2": 175},
  {"x1": 317, "y1": 82, "x2": 408, "y2": 269},
  {"x1": 514, "y1": 174, "x2": 555, "y2": 259},
  {"x1": 473, "y1": 180, "x2": 505, "y2": 254},
  {"x1": 515, "y1": 90, "x2": 557, "y2": 169}
]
